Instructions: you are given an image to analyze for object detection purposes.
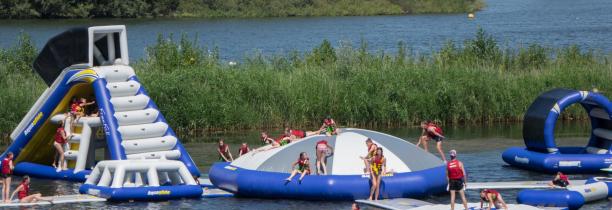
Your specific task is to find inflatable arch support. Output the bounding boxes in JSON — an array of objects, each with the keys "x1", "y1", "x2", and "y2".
[{"x1": 503, "y1": 88, "x2": 612, "y2": 173}]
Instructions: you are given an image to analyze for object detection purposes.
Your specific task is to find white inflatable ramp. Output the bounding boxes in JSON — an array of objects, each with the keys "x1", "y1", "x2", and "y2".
[
  {"x1": 202, "y1": 188, "x2": 234, "y2": 198},
  {"x1": 199, "y1": 177, "x2": 214, "y2": 188},
  {"x1": 0, "y1": 194, "x2": 105, "y2": 207},
  {"x1": 356, "y1": 199, "x2": 567, "y2": 210},
  {"x1": 467, "y1": 180, "x2": 587, "y2": 189},
  {"x1": 355, "y1": 198, "x2": 433, "y2": 210}
]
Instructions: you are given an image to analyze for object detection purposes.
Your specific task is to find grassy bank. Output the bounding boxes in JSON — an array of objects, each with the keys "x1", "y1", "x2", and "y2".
[
  {"x1": 0, "y1": 0, "x2": 484, "y2": 19},
  {"x1": 0, "y1": 29, "x2": 610, "y2": 143}
]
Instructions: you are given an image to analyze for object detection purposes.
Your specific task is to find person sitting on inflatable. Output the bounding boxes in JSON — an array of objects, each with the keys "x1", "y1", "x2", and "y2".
[
  {"x1": 52, "y1": 121, "x2": 71, "y2": 171},
  {"x1": 217, "y1": 139, "x2": 233, "y2": 162},
  {"x1": 315, "y1": 139, "x2": 334, "y2": 175},
  {"x1": 9, "y1": 176, "x2": 51, "y2": 203},
  {"x1": 416, "y1": 120, "x2": 447, "y2": 162},
  {"x1": 548, "y1": 172, "x2": 570, "y2": 188},
  {"x1": 480, "y1": 189, "x2": 508, "y2": 210},
  {"x1": 238, "y1": 143, "x2": 250, "y2": 157},
  {"x1": 319, "y1": 116, "x2": 338, "y2": 136},
  {"x1": 360, "y1": 138, "x2": 378, "y2": 174},
  {"x1": 369, "y1": 147, "x2": 386, "y2": 200},
  {"x1": 285, "y1": 127, "x2": 322, "y2": 142},
  {"x1": 260, "y1": 132, "x2": 275, "y2": 145},
  {"x1": 285, "y1": 152, "x2": 311, "y2": 183},
  {"x1": 2, "y1": 152, "x2": 14, "y2": 203}
]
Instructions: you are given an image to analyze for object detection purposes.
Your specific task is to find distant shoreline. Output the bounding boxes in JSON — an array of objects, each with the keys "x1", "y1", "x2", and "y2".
[{"x1": 0, "y1": 0, "x2": 484, "y2": 19}]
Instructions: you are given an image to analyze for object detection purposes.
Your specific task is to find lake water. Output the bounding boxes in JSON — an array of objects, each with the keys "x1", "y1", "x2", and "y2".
[
  {"x1": 0, "y1": 0, "x2": 611, "y2": 61},
  {"x1": 11, "y1": 122, "x2": 612, "y2": 209}
]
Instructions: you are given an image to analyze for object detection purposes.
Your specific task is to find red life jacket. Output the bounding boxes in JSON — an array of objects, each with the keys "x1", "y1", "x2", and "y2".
[
  {"x1": 18, "y1": 182, "x2": 28, "y2": 200},
  {"x1": 239, "y1": 145, "x2": 249, "y2": 154},
  {"x1": 324, "y1": 119, "x2": 335, "y2": 126},
  {"x1": 447, "y1": 159, "x2": 464, "y2": 179},
  {"x1": 426, "y1": 123, "x2": 443, "y2": 138},
  {"x1": 559, "y1": 173, "x2": 570, "y2": 184},
  {"x1": 483, "y1": 189, "x2": 500, "y2": 201},
  {"x1": 298, "y1": 157, "x2": 309, "y2": 167},
  {"x1": 54, "y1": 127, "x2": 66, "y2": 144},
  {"x1": 218, "y1": 144, "x2": 228, "y2": 154},
  {"x1": 291, "y1": 130, "x2": 305, "y2": 138},
  {"x1": 367, "y1": 143, "x2": 378, "y2": 157},
  {"x1": 1, "y1": 158, "x2": 11, "y2": 175},
  {"x1": 70, "y1": 102, "x2": 80, "y2": 113}
]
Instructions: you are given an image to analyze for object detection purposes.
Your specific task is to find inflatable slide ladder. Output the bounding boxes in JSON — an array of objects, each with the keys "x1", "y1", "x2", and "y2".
[{"x1": 1, "y1": 25, "x2": 202, "y2": 200}]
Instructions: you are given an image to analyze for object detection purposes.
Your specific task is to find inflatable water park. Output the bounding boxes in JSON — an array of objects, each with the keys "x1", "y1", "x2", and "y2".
[{"x1": 0, "y1": 25, "x2": 611, "y2": 209}]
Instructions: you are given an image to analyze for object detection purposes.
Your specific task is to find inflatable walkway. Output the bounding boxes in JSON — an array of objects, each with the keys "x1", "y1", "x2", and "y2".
[
  {"x1": 0, "y1": 26, "x2": 201, "y2": 200},
  {"x1": 503, "y1": 88, "x2": 612, "y2": 173}
]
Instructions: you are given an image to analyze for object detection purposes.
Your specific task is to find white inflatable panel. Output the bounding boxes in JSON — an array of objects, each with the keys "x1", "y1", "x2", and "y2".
[
  {"x1": 114, "y1": 108, "x2": 160, "y2": 126},
  {"x1": 110, "y1": 94, "x2": 150, "y2": 112},
  {"x1": 121, "y1": 136, "x2": 178, "y2": 154},
  {"x1": 331, "y1": 132, "x2": 410, "y2": 175},
  {"x1": 590, "y1": 108, "x2": 610, "y2": 120},
  {"x1": 106, "y1": 80, "x2": 141, "y2": 97},
  {"x1": 68, "y1": 134, "x2": 81, "y2": 143},
  {"x1": 568, "y1": 181, "x2": 609, "y2": 202},
  {"x1": 586, "y1": 146, "x2": 609, "y2": 154},
  {"x1": 117, "y1": 122, "x2": 168, "y2": 140},
  {"x1": 64, "y1": 150, "x2": 79, "y2": 160},
  {"x1": 0, "y1": 194, "x2": 105, "y2": 207},
  {"x1": 126, "y1": 150, "x2": 181, "y2": 160},
  {"x1": 594, "y1": 128, "x2": 612, "y2": 140},
  {"x1": 94, "y1": 65, "x2": 135, "y2": 83}
]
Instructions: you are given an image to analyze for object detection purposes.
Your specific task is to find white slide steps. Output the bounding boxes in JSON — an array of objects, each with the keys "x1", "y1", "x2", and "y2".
[{"x1": 97, "y1": 65, "x2": 182, "y2": 161}]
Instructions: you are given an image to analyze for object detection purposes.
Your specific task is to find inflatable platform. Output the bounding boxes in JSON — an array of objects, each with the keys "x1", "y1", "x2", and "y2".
[
  {"x1": 502, "y1": 88, "x2": 612, "y2": 173},
  {"x1": 209, "y1": 128, "x2": 447, "y2": 200},
  {"x1": 355, "y1": 198, "x2": 568, "y2": 210},
  {"x1": 0, "y1": 25, "x2": 201, "y2": 200},
  {"x1": 518, "y1": 177, "x2": 612, "y2": 210}
]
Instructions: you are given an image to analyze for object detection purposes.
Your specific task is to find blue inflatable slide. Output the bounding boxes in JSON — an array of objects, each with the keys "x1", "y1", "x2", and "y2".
[{"x1": 0, "y1": 25, "x2": 202, "y2": 201}]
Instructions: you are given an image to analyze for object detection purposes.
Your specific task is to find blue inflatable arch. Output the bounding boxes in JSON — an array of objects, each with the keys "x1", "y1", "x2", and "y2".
[{"x1": 523, "y1": 88, "x2": 612, "y2": 154}]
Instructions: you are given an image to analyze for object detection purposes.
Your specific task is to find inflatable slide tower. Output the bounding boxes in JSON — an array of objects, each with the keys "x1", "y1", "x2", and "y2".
[{"x1": 1, "y1": 25, "x2": 202, "y2": 200}]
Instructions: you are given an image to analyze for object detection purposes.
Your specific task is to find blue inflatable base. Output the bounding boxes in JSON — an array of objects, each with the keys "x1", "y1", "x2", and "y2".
[
  {"x1": 502, "y1": 147, "x2": 612, "y2": 174},
  {"x1": 517, "y1": 189, "x2": 584, "y2": 210},
  {"x1": 209, "y1": 162, "x2": 447, "y2": 201},
  {"x1": 80, "y1": 184, "x2": 203, "y2": 201},
  {"x1": 13, "y1": 162, "x2": 90, "y2": 182}
]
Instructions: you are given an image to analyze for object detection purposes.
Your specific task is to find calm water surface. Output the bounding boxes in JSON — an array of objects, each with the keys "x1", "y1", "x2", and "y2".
[
  {"x1": 0, "y1": 0, "x2": 611, "y2": 60},
  {"x1": 14, "y1": 122, "x2": 612, "y2": 209}
]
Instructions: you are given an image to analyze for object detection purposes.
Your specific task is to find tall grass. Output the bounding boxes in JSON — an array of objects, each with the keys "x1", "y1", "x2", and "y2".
[{"x1": 0, "y1": 29, "x2": 610, "y2": 142}]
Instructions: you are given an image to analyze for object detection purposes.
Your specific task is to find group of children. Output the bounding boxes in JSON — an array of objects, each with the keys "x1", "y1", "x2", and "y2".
[
  {"x1": 53, "y1": 97, "x2": 97, "y2": 172},
  {"x1": 1, "y1": 153, "x2": 48, "y2": 203}
]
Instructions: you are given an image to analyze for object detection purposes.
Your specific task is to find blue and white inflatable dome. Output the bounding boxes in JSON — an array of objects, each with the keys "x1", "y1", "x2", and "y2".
[
  {"x1": 503, "y1": 88, "x2": 612, "y2": 174},
  {"x1": 209, "y1": 128, "x2": 447, "y2": 200}
]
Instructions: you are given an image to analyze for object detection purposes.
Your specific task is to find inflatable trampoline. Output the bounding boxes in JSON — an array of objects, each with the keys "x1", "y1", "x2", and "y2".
[
  {"x1": 502, "y1": 88, "x2": 612, "y2": 173},
  {"x1": 209, "y1": 128, "x2": 447, "y2": 200}
]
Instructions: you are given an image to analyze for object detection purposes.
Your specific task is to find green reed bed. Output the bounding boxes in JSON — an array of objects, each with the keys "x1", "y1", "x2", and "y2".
[{"x1": 0, "y1": 29, "x2": 610, "y2": 143}]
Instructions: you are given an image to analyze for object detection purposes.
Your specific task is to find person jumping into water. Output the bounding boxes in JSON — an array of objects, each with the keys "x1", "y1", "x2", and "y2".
[
  {"x1": 548, "y1": 172, "x2": 570, "y2": 188},
  {"x1": 1, "y1": 152, "x2": 14, "y2": 203},
  {"x1": 52, "y1": 121, "x2": 70, "y2": 171},
  {"x1": 285, "y1": 152, "x2": 311, "y2": 183},
  {"x1": 480, "y1": 189, "x2": 508, "y2": 210},
  {"x1": 217, "y1": 139, "x2": 233, "y2": 162},
  {"x1": 238, "y1": 143, "x2": 250, "y2": 157},
  {"x1": 315, "y1": 139, "x2": 334, "y2": 175},
  {"x1": 368, "y1": 147, "x2": 386, "y2": 200},
  {"x1": 319, "y1": 116, "x2": 338, "y2": 136},
  {"x1": 360, "y1": 138, "x2": 378, "y2": 174},
  {"x1": 10, "y1": 176, "x2": 51, "y2": 203},
  {"x1": 446, "y1": 150, "x2": 468, "y2": 210},
  {"x1": 416, "y1": 120, "x2": 447, "y2": 162}
]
